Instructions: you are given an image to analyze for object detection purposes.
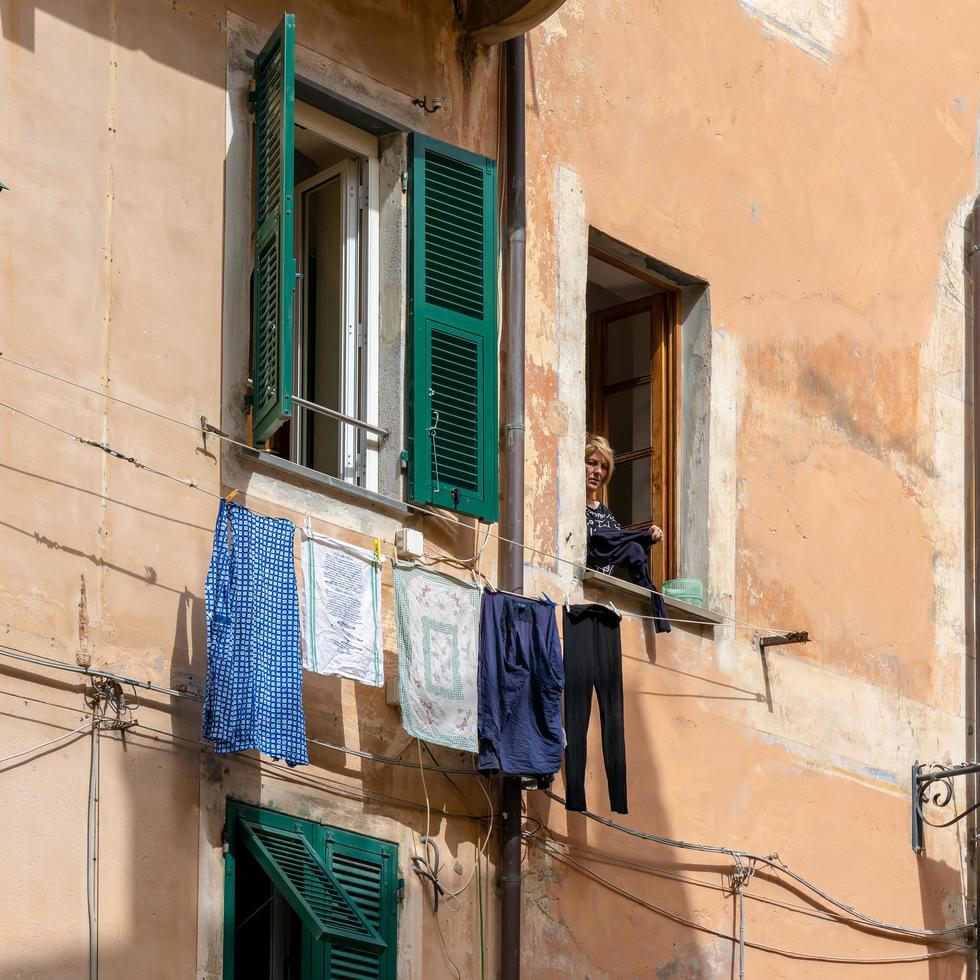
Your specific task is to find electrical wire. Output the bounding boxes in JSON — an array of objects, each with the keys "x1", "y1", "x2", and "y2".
[
  {"x1": 416, "y1": 739, "x2": 490, "y2": 980},
  {"x1": 434, "y1": 910, "x2": 462, "y2": 980},
  {"x1": 0, "y1": 362, "x2": 795, "y2": 637},
  {"x1": 87, "y1": 718, "x2": 99, "y2": 980},
  {"x1": 4, "y1": 639, "x2": 975, "y2": 943},
  {"x1": 527, "y1": 829, "x2": 923, "y2": 932},
  {"x1": 442, "y1": 773, "x2": 494, "y2": 901},
  {"x1": 4, "y1": 644, "x2": 974, "y2": 951},
  {"x1": 527, "y1": 837, "x2": 972, "y2": 965},
  {"x1": 0, "y1": 351, "x2": 212, "y2": 436},
  {"x1": 0, "y1": 641, "x2": 490, "y2": 775},
  {"x1": 128, "y1": 720, "x2": 491, "y2": 823},
  {"x1": 4, "y1": 358, "x2": 960, "y2": 947},
  {"x1": 0, "y1": 643, "x2": 201, "y2": 701},
  {"x1": 0, "y1": 720, "x2": 92, "y2": 766},
  {"x1": 540, "y1": 790, "x2": 972, "y2": 939},
  {"x1": 410, "y1": 739, "x2": 494, "y2": 907},
  {"x1": 411, "y1": 740, "x2": 463, "y2": 980}
]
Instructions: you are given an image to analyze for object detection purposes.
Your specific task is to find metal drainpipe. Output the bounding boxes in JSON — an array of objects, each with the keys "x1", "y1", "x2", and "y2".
[
  {"x1": 499, "y1": 33, "x2": 526, "y2": 980},
  {"x1": 972, "y1": 201, "x2": 980, "y2": 960}
]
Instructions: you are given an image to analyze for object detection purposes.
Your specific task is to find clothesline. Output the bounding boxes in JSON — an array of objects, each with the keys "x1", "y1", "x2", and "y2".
[
  {"x1": 0, "y1": 353, "x2": 796, "y2": 638},
  {"x1": 0, "y1": 643, "x2": 484, "y2": 774}
]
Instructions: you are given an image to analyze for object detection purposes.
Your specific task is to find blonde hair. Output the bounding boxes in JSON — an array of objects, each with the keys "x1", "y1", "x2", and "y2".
[{"x1": 585, "y1": 434, "x2": 615, "y2": 488}]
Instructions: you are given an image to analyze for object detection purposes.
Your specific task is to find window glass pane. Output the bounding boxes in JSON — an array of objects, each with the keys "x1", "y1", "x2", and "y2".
[
  {"x1": 604, "y1": 311, "x2": 651, "y2": 385},
  {"x1": 303, "y1": 174, "x2": 344, "y2": 476},
  {"x1": 606, "y1": 384, "x2": 651, "y2": 454},
  {"x1": 607, "y1": 455, "x2": 652, "y2": 527}
]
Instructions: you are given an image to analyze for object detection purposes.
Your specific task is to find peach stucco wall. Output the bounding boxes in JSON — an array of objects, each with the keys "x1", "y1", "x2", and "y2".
[{"x1": 0, "y1": 0, "x2": 977, "y2": 977}]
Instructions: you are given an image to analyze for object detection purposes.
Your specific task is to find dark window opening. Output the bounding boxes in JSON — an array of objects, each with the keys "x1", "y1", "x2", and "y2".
[{"x1": 586, "y1": 249, "x2": 679, "y2": 586}]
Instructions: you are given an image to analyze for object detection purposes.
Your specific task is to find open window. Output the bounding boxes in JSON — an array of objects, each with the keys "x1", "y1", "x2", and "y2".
[
  {"x1": 248, "y1": 14, "x2": 381, "y2": 490},
  {"x1": 223, "y1": 800, "x2": 399, "y2": 979},
  {"x1": 587, "y1": 249, "x2": 678, "y2": 586},
  {"x1": 244, "y1": 14, "x2": 499, "y2": 521}
]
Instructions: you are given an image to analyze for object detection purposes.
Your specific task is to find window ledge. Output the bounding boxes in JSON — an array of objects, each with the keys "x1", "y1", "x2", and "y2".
[
  {"x1": 235, "y1": 445, "x2": 412, "y2": 517},
  {"x1": 579, "y1": 568, "x2": 725, "y2": 626}
]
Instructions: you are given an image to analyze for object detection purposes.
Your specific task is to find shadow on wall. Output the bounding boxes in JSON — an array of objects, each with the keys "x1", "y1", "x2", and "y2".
[
  {"x1": 517, "y1": 612, "x2": 721, "y2": 977},
  {"x1": 0, "y1": 0, "x2": 455, "y2": 89},
  {"x1": 298, "y1": 549, "x2": 491, "y2": 977},
  {"x1": 959, "y1": 201, "x2": 977, "y2": 950},
  {"x1": 917, "y1": 852, "x2": 971, "y2": 980},
  {"x1": 0, "y1": 0, "x2": 228, "y2": 85}
]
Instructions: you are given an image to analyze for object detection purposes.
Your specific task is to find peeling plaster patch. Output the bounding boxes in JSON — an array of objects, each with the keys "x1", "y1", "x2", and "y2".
[
  {"x1": 707, "y1": 330, "x2": 738, "y2": 617},
  {"x1": 76, "y1": 574, "x2": 90, "y2": 667},
  {"x1": 655, "y1": 940, "x2": 729, "y2": 978},
  {"x1": 737, "y1": 0, "x2": 846, "y2": 66},
  {"x1": 554, "y1": 165, "x2": 588, "y2": 584},
  {"x1": 919, "y1": 190, "x2": 973, "y2": 715},
  {"x1": 539, "y1": 12, "x2": 567, "y2": 43}
]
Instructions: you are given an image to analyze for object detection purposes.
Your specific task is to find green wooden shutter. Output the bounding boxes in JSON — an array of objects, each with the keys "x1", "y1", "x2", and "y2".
[
  {"x1": 239, "y1": 817, "x2": 385, "y2": 950},
  {"x1": 302, "y1": 824, "x2": 399, "y2": 980},
  {"x1": 409, "y1": 134, "x2": 498, "y2": 522},
  {"x1": 250, "y1": 13, "x2": 296, "y2": 445},
  {"x1": 224, "y1": 802, "x2": 398, "y2": 980}
]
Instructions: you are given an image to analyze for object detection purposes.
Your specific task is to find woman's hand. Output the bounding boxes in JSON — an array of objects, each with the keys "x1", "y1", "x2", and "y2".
[{"x1": 649, "y1": 524, "x2": 664, "y2": 544}]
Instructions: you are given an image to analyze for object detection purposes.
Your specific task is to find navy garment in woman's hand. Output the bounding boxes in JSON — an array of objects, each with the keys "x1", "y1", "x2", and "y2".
[{"x1": 585, "y1": 527, "x2": 671, "y2": 633}]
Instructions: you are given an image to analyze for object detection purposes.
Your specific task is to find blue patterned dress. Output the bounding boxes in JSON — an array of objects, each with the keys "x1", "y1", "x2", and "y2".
[{"x1": 203, "y1": 500, "x2": 308, "y2": 766}]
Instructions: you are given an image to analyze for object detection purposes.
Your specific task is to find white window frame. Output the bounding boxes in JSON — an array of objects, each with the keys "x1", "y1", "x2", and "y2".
[{"x1": 292, "y1": 102, "x2": 381, "y2": 491}]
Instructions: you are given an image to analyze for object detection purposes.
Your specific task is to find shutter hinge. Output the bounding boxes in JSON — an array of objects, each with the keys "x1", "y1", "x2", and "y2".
[
  {"x1": 356, "y1": 321, "x2": 366, "y2": 347},
  {"x1": 397, "y1": 876, "x2": 406, "y2": 903},
  {"x1": 247, "y1": 81, "x2": 256, "y2": 113},
  {"x1": 400, "y1": 170, "x2": 409, "y2": 193},
  {"x1": 400, "y1": 450, "x2": 409, "y2": 473},
  {"x1": 358, "y1": 185, "x2": 369, "y2": 210}
]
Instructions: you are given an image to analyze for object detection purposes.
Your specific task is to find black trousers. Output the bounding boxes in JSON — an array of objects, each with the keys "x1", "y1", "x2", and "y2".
[{"x1": 562, "y1": 604, "x2": 627, "y2": 813}]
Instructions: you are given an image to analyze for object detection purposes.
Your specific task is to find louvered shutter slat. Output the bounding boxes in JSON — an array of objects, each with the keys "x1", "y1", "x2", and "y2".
[
  {"x1": 409, "y1": 135, "x2": 498, "y2": 521},
  {"x1": 324, "y1": 838, "x2": 398, "y2": 980},
  {"x1": 238, "y1": 818, "x2": 386, "y2": 951}
]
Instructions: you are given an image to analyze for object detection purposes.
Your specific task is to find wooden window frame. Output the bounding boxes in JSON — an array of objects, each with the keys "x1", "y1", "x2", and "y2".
[{"x1": 588, "y1": 284, "x2": 680, "y2": 584}]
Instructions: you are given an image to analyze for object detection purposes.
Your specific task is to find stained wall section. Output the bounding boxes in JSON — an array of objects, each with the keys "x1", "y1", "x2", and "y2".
[{"x1": 522, "y1": 0, "x2": 978, "y2": 976}]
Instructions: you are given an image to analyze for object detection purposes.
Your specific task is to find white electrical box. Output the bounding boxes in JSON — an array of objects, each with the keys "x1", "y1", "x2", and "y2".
[{"x1": 394, "y1": 527, "x2": 425, "y2": 560}]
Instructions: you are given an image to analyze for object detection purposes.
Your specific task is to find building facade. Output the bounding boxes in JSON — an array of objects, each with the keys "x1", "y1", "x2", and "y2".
[{"x1": 1, "y1": 0, "x2": 977, "y2": 977}]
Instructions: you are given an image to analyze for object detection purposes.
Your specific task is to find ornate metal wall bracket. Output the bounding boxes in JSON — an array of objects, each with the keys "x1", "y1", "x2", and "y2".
[{"x1": 911, "y1": 761, "x2": 980, "y2": 853}]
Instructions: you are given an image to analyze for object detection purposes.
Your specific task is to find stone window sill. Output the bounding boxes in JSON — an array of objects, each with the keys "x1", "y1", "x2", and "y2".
[
  {"x1": 579, "y1": 568, "x2": 724, "y2": 627},
  {"x1": 235, "y1": 445, "x2": 412, "y2": 517}
]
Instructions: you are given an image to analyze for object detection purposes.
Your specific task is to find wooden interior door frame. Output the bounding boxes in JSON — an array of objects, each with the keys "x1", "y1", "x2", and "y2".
[{"x1": 588, "y1": 291, "x2": 679, "y2": 582}]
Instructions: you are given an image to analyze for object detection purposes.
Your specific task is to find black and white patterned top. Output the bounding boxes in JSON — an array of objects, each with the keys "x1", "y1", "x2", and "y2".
[{"x1": 585, "y1": 502, "x2": 621, "y2": 575}]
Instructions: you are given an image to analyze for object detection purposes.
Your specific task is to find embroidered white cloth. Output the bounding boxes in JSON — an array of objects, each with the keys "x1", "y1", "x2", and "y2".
[
  {"x1": 299, "y1": 531, "x2": 383, "y2": 687},
  {"x1": 393, "y1": 563, "x2": 480, "y2": 752}
]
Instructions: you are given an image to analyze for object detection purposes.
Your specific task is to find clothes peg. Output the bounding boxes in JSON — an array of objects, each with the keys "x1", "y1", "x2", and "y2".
[
  {"x1": 373, "y1": 538, "x2": 383, "y2": 564},
  {"x1": 224, "y1": 488, "x2": 240, "y2": 504},
  {"x1": 608, "y1": 600, "x2": 620, "y2": 620}
]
